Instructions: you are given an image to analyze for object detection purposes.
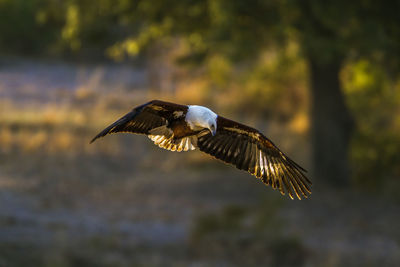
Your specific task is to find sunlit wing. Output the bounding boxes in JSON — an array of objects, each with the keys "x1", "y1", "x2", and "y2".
[{"x1": 196, "y1": 116, "x2": 311, "y2": 199}]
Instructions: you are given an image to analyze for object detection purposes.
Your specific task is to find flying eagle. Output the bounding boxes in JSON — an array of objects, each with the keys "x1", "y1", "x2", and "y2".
[{"x1": 90, "y1": 100, "x2": 311, "y2": 199}]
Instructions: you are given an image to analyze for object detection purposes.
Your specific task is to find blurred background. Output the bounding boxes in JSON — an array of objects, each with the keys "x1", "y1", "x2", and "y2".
[{"x1": 0, "y1": 0, "x2": 399, "y2": 266}]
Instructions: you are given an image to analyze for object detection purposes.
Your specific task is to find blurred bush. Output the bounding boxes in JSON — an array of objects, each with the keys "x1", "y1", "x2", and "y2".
[
  {"x1": 0, "y1": 0, "x2": 63, "y2": 55},
  {"x1": 343, "y1": 60, "x2": 400, "y2": 193}
]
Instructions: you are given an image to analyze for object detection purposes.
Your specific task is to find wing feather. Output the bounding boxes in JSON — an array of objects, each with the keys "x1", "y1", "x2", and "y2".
[
  {"x1": 267, "y1": 155, "x2": 278, "y2": 189},
  {"x1": 277, "y1": 159, "x2": 292, "y2": 198},
  {"x1": 248, "y1": 144, "x2": 257, "y2": 175},
  {"x1": 271, "y1": 156, "x2": 285, "y2": 196},
  {"x1": 213, "y1": 137, "x2": 232, "y2": 160},
  {"x1": 280, "y1": 161, "x2": 302, "y2": 199},
  {"x1": 236, "y1": 139, "x2": 249, "y2": 170},
  {"x1": 226, "y1": 137, "x2": 240, "y2": 163},
  {"x1": 196, "y1": 116, "x2": 311, "y2": 199},
  {"x1": 90, "y1": 100, "x2": 187, "y2": 143},
  {"x1": 261, "y1": 154, "x2": 270, "y2": 185},
  {"x1": 240, "y1": 140, "x2": 253, "y2": 171}
]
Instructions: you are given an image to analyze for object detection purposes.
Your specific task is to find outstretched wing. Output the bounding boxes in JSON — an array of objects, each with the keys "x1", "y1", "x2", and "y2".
[
  {"x1": 90, "y1": 100, "x2": 187, "y2": 143},
  {"x1": 197, "y1": 116, "x2": 311, "y2": 199}
]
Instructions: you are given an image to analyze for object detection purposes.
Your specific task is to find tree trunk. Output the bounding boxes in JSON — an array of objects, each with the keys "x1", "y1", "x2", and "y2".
[{"x1": 309, "y1": 59, "x2": 354, "y2": 185}]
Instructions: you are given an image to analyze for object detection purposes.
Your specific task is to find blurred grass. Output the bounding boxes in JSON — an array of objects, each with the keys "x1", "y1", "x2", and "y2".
[
  {"x1": 188, "y1": 199, "x2": 309, "y2": 266},
  {"x1": 0, "y1": 89, "x2": 138, "y2": 156}
]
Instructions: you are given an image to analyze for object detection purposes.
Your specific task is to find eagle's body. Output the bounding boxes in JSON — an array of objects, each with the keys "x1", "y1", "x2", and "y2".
[{"x1": 91, "y1": 100, "x2": 311, "y2": 199}]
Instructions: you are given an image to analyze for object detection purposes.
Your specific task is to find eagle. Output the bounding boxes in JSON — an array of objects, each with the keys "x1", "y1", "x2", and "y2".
[{"x1": 90, "y1": 100, "x2": 311, "y2": 199}]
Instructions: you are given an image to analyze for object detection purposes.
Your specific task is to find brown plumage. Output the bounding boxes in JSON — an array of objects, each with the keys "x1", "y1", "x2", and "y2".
[{"x1": 91, "y1": 100, "x2": 312, "y2": 199}]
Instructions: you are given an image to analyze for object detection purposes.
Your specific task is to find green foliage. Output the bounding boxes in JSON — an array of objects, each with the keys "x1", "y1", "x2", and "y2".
[
  {"x1": 343, "y1": 60, "x2": 400, "y2": 191},
  {"x1": 2, "y1": 0, "x2": 398, "y2": 66},
  {"x1": 0, "y1": 0, "x2": 63, "y2": 55},
  {"x1": 285, "y1": 0, "x2": 400, "y2": 65},
  {"x1": 233, "y1": 41, "x2": 308, "y2": 117}
]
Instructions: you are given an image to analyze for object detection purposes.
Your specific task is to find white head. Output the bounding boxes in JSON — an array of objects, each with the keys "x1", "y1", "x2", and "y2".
[{"x1": 185, "y1": 105, "x2": 218, "y2": 135}]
